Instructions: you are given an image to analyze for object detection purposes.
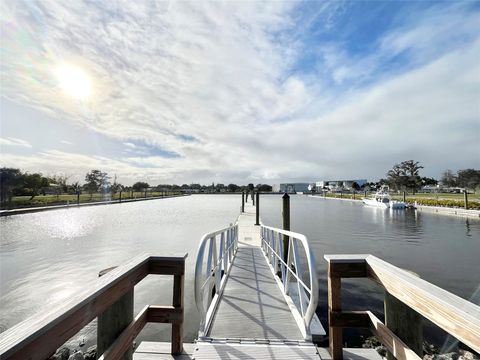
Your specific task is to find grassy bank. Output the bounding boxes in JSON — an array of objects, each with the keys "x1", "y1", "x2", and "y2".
[{"x1": 0, "y1": 191, "x2": 182, "y2": 210}]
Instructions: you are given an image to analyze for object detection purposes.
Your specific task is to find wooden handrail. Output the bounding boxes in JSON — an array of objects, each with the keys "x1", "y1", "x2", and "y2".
[
  {"x1": 324, "y1": 254, "x2": 480, "y2": 359},
  {"x1": 0, "y1": 253, "x2": 187, "y2": 360}
]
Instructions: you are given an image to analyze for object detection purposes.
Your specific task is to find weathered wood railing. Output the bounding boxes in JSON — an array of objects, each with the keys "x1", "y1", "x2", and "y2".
[
  {"x1": 0, "y1": 254, "x2": 187, "y2": 360},
  {"x1": 325, "y1": 254, "x2": 480, "y2": 360}
]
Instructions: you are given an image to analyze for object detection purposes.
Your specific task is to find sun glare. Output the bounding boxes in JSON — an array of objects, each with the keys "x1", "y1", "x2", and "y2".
[{"x1": 56, "y1": 64, "x2": 92, "y2": 100}]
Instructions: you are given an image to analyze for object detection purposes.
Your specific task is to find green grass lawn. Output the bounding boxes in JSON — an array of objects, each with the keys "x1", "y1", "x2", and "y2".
[{"x1": 1, "y1": 192, "x2": 182, "y2": 210}]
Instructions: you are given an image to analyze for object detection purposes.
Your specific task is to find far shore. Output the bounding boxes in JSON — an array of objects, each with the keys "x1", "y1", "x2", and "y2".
[
  {"x1": 0, "y1": 193, "x2": 189, "y2": 217},
  {"x1": 308, "y1": 194, "x2": 480, "y2": 219}
]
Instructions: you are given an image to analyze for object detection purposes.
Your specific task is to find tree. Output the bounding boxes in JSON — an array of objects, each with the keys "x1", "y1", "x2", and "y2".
[
  {"x1": 227, "y1": 184, "x2": 240, "y2": 192},
  {"x1": 351, "y1": 182, "x2": 361, "y2": 191},
  {"x1": 84, "y1": 170, "x2": 109, "y2": 199},
  {"x1": 387, "y1": 160, "x2": 423, "y2": 192},
  {"x1": 110, "y1": 175, "x2": 123, "y2": 196},
  {"x1": 386, "y1": 163, "x2": 404, "y2": 190},
  {"x1": 23, "y1": 173, "x2": 50, "y2": 200},
  {"x1": 257, "y1": 184, "x2": 272, "y2": 192},
  {"x1": 457, "y1": 169, "x2": 480, "y2": 190},
  {"x1": 132, "y1": 181, "x2": 149, "y2": 192},
  {"x1": 69, "y1": 182, "x2": 81, "y2": 194},
  {"x1": 441, "y1": 170, "x2": 457, "y2": 188},
  {"x1": 421, "y1": 177, "x2": 438, "y2": 186},
  {"x1": 0, "y1": 168, "x2": 22, "y2": 202}
]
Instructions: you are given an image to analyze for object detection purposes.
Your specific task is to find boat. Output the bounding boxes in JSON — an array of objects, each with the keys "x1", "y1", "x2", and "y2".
[{"x1": 363, "y1": 187, "x2": 406, "y2": 209}]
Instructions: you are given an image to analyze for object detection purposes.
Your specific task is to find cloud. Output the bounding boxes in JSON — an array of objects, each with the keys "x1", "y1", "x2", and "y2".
[
  {"x1": 60, "y1": 140, "x2": 73, "y2": 145},
  {"x1": 0, "y1": 1, "x2": 479, "y2": 184},
  {"x1": 0, "y1": 137, "x2": 32, "y2": 148}
]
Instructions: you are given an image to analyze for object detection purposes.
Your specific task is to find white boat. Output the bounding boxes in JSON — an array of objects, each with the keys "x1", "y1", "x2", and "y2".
[{"x1": 362, "y1": 187, "x2": 406, "y2": 209}]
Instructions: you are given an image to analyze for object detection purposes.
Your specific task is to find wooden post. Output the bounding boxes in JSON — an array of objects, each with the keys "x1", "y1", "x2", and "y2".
[
  {"x1": 171, "y1": 272, "x2": 184, "y2": 354},
  {"x1": 282, "y1": 193, "x2": 290, "y2": 264},
  {"x1": 364, "y1": 190, "x2": 367, "y2": 197},
  {"x1": 241, "y1": 191, "x2": 245, "y2": 212},
  {"x1": 328, "y1": 262, "x2": 343, "y2": 360},
  {"x1": 253, "y1": 191, "x2": 255, "y2": 206},
  {"x1": 97, "y1": 269, "x2": 134, "y2": 360},
  {"x1": 144, "y1": 191, "x2": 147, "y2": 198},
  {"x1": 464, "y1": 190, "x2": 468, "y2": 210},
  {"x1": 255, "y1": 192, "x2": 260, "y2": 225},
  {"x1": 403, "y1": 191, "x2": 406, "y2": 202},
  {"x1": 77, "y1": 192, "x2": 80, "y2": 205},
  {"x1": 385, "y1": 291, "x2": 423, "y2": 359},
  {"x1": 353, "y1": 191, "x2": 355, "y2": 200},
  {"x1": 119, "y1": 191, "x2": 122, "y2": 203}
]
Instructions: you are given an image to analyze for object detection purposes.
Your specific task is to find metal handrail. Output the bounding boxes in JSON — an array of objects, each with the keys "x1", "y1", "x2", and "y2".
[
  {"x1": 194, "y1": 222, "x2": 238, "y2": 336},
  {"x1": 260, "y1": 224, "x2": 318, "y2": 337}
]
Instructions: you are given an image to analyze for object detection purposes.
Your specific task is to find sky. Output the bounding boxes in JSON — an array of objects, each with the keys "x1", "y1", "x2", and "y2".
[{"x1": 1, "y1": 1, "x2": 479, "y2": 185}]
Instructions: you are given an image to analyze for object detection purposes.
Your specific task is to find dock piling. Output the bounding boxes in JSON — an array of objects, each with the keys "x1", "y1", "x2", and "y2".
[
  {"x1": 282, "y1": 193, "x2": 290, "y2": 264},
  {"x1": 242, "y1": 191, "x2": 245, "y2": 212},
  {"x1": 255, "y1": 192, "x2": 260, "y2": 225}
]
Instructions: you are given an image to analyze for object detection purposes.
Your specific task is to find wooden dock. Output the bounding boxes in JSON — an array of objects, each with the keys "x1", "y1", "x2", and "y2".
[{"x1": 134, "y1": 200, "x2": 381, "y2": 359}]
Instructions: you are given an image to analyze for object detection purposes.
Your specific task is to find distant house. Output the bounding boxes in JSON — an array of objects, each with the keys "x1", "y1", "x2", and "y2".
[{"x1": 315, "y1": 179, "x2": 367, "y2": 192}]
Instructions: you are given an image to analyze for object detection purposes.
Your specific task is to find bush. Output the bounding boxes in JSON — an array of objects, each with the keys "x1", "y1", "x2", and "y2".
[{"x1": 407, "y1": 197, "x2": 480, "y2": 210}]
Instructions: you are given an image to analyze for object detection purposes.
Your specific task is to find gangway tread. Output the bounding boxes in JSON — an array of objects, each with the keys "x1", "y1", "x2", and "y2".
[
  {"x1": 207, "y1": 246, "x2": 303, "y2": 340},
  {"x1": 194, "y1": 340, "x2": 321, "y2": 359}
]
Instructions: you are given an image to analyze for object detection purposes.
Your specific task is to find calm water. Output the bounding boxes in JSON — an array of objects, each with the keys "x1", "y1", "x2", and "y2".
[{"x1": 1, "y1": 194, "x2": 479, "y2": 350}]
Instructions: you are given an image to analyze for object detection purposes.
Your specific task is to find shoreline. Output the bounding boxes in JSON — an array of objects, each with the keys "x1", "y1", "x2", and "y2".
[
  {"x1": 0, "y1": 194, "x2": 190, "y2": 217},
  {"x1": 308, "y1": 194, "x2": 480, "y2": 219}
]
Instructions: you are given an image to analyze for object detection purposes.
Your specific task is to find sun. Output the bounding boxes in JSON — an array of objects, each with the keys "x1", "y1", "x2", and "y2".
[{"x1": 56, "y1": 64, "x2": 92, "y2": 100}]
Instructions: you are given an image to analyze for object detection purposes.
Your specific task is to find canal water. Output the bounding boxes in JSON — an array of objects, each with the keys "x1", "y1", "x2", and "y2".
[{"x1": 1, "y1": 194, "x2": 479, "y2": 351}]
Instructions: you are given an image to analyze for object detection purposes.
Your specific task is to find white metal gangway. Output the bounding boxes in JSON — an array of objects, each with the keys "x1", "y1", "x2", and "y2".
[{"x1": 194, "y1": 203, "x2": 325, "y2": 346}]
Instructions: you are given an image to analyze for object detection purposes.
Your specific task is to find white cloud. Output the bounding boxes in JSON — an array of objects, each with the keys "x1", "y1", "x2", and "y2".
[
  {"x1": 60, "y1": 140, "x2": 73, "y2": 145},
  {"x1": 0, "y1": 2, "x2": 479, "y2": 184},
  {"x1": 0, "y1": 137, "x2": 32, "y2": 148}
]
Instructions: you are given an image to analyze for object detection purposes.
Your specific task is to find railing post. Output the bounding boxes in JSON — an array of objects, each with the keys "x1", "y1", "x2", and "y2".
[
  {"x1": 403, "y1": 190, "x2": 406, "y2": 203},
  {"x1": 242, "y1": 191, "x2": 245, "y2": 212},
  {"x1": 464, "y1": 190, "x2": 468, "y2": 209},
  {"x1": 282, "y1": 193, "x2": 290, "y2": 265},
  {"x1": 255, "y1": 192, "x2": 260, "y2": 225},
  {"x1": 327, "y1": 262, "x2": 343, "y2": 360},
  {"x1": 97, "y1": 269, "x2": 134, "y2": 360},
  {"x1": 171, "y1": 264, "x2": 185, "y2": 355},
  {"x1": 385, "y1": 285, "x2": 423, "y2": 359}
]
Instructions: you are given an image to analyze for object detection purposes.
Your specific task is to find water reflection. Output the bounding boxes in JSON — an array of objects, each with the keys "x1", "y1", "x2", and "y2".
[{"x1": 1, "y1": 194, "x2": 479, "y2": 348}]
